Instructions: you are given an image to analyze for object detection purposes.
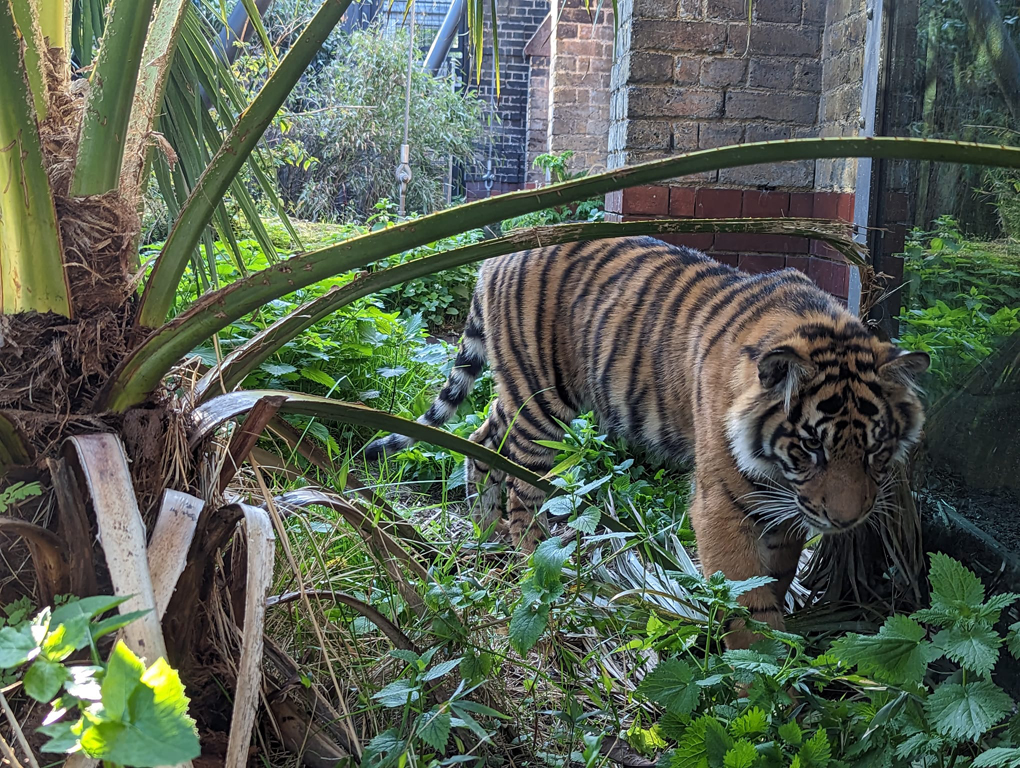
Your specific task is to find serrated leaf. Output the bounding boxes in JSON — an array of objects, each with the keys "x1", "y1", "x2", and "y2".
[
  {"x1": 509, "y1": 596, "x2": 550, "y2": 655},
  {"x1": 723, "y1": 740, "x2": 758, "y2": 768},
  {"x1": 362, "y1": 727, "x2": 404, "y2": 768},
  {"x1": 797, "y1": 730, "x2": 831, "y2": 768},
  {"x1": 728, "y1": 707, "x2": 768, "y2": 738},
  {"x1": 300, "y1": 367, "x2": 338, "y2": 388},
  {"x1": 929, "y1": 552, "x2": 985, "y2": 608},
  {"x1": 974, "y1": 747, "x2": 1020, "y2": 768},
  {"x1": 778, "y1": 720, "x2": 802, "y2": 745},
  {"x1": 79, "y1": 647, "x2": 199, "y2": 766},
  {"x1": 933, "y1": 624, "x2": 1001, "y2": 676},
  {"x1": 721, "y1": 650, "x2": 781, "y2": 677},
  {"x1": 460, "y1": 651, "x2": 493, "y2": 683},
  {"x1": 262, "y1": 362, "x2": 297, "y2": 376},
  {"x1": 416, "y1": 708, "x2": 452, "y2": 752},
  {"x1": 979, "y1": 593, "x2": 1020, "y2": 623},
  {"x1": 532, "y1": 538, "x2": 576, "y2": 587},
  {"x1": 671, "y1": 714, "x2": 712, "y2": 768},
  {"x1": 829, "y1": 615, "x2": 935, "y2": 683},
  {"x1": 372, "y1": 678, "x2": 421, "y2": 708},
  {"x1": 422, "y1": 657, "x2": 462, "y2": 682},
  {"x1": 726, "y1": 576, "x2": 776, "y2": 599},
  {"x1": 637, "y1": 659, "x2": 700, "y2": 717},
  {"x1": 924, "y1": 680, "x2": 1012, "y2": 741},
  {"x1": 568, "y1": 506, "x2": 601, "y2": 534},
  {"x1": 389, "y1": 649, "x2": 420, "y2": 665},
  {"x1": 1007, "y1": 622, "x2": 1020, "y2": 659},
  {"x1": 24, "y1": 657, "x2": 69, "y2": 702},
  {"x1": 705, "y1": 718, "x2": 733, "y2": 768}
]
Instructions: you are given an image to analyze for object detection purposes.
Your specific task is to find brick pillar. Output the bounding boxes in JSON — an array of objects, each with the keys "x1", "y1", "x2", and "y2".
[
  {"x1": 547, "y1": 0, "x2": 614, "y2": 173},
  {"x1": 604, "y1": 0, "x2": 868, "y2": 303}
]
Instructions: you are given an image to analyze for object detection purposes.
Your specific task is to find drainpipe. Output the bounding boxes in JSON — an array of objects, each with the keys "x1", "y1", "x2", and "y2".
[
  {"x1": 424, "y1": 0, "x2": 465, "y2": 74},
  {"x1": 217, "y1": 0, "x2": 276, "y2": 64}
]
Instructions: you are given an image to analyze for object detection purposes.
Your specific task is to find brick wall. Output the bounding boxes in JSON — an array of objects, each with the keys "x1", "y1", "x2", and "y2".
[
  {"x1": 524, "y1": 15, "x2": 552, "y2": 183},
  {"x1": 465, "y1": 0, "x2": 549, "y2": 196},
  {"x1": 816, "y1": 0, "x2": 868, "y2": 191},
  {"x1": 547, "y1": 0, "x2": 614, "y2": 173}
]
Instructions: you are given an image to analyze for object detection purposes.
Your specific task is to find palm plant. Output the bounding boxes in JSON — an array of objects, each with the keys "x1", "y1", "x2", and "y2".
[{"x1": 3, "y1": 0, "x2": 1020, "y2": 762}]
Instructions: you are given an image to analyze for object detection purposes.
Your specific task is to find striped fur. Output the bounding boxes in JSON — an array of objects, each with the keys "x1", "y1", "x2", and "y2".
[{"x1": 364, "y1": 237, "x2": 928, "y2": 646}]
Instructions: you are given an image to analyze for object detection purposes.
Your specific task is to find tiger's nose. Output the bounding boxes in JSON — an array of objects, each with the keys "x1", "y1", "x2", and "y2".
[{"x1": 821, "y1": 477, "x2": 877, "y2": 529}]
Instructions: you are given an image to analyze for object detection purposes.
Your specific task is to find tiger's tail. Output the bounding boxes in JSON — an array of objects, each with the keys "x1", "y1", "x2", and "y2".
[{"x1": 363, "y1": 301, "x2": 487, "y2": 460}]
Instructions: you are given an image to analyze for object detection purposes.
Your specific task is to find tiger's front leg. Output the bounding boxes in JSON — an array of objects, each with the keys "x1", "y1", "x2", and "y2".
[{"x1": 688, "y1": 469, "x2": 804, "y2": 650}]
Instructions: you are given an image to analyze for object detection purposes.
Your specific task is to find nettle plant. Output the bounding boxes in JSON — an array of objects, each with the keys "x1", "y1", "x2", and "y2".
[{"x1": 628, "y1": 554, "x2": 1020, "y2": 768}]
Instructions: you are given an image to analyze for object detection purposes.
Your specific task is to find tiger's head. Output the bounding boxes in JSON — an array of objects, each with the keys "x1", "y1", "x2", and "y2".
[{"x1": 726, "y1": 322, "x2": 929, "y2": 534}]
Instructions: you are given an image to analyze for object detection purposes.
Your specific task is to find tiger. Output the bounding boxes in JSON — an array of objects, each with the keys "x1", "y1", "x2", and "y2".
[{"x1": 364, "y1": 236, "x2": 929, "y2": 646}]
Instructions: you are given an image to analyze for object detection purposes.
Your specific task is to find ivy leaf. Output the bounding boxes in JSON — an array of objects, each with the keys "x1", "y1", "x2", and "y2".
[
  {"x1": 422, "y1": 657, "x2": 462, "y2": 682},
  {"x1": 829, "y1": 615, "x2": 935, "y2": 684},
  {"x1": 372, "y1": 678, "x2": 420, "y2": 708},
  {"x1": 933, "y1": 624, "x2": 1001, "y2": 676},
  {"x1": 24, "y1": 657, "x2": 69, "y2": 702},
  {"x1": 723, "y1": 741, "x2": 758, "y2": 768},
  {"x1": 728, "y1": 707, "x2": 768, "y2": 738},
  {"x1": 973, "y1": 747, "x2": 1020, "y2": 768},
  {"x1": 637, "y1": 659, "x2": 700, "y2": 717},
  {"x1": 797, "y1": 730, "x2": 831, "y2": 768},
  {"x1": 79, "y1": 646, "x2": 199, "y2": 767},
  {"x1": 928, "y1": 553, "x2": 985, "y2": 609},
  {"x1": 509, "y1": 595, "x2": 550, "y2": 655},
  {"x1": 416, "y1": 708, "x2": 452, "y2": 752},
  {"x1": 568, "y1": 506, "x2": 601, "y2": 534},
  {"x1": 924, "y1": 680, "x2": 1012, "y2": 741}
]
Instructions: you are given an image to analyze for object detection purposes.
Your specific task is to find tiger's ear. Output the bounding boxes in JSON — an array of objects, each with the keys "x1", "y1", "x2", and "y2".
[
  {"x1": 757, "y1": 346, "x2": 815, "y2": 406},
  {"x1": 879, "y1": 347, "x2": 930, "y2": 385}
]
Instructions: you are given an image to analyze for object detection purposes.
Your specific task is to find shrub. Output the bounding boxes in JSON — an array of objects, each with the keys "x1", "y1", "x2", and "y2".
[{"x1": 256, "y1": 24, "x2": 484, "y2": 221}]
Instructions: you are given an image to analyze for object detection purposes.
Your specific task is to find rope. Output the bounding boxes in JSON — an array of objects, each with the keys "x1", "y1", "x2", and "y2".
[{"x1": 397, "y1": 0, "x2": 416, "y2": 217}]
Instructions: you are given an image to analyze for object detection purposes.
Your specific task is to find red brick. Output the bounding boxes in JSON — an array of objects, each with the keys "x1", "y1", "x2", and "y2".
[
  {"x1": 812, "y1": 192, "x2": 840, "y2": 220},
  {"x1": 661, "y1": 233, "x2": 715, "y2": 251},
  {"x1": 696, "y1": 188, "x2": 742, "y2": 218},
  {"x1": 718, "y1": 233, "x2": 802, "y2": 254},
  {"x1": 669, "y1": 186, "x2": 697, "y2": 217},
  {"x1": 785, "y1": 255, "x2": 809, "y2": 274},
  {"x1": 837, "y1": 192, "x2": 854, "y2": 222},
  {"x1": 738, "y1": 253, "x2": 787, "y2": 273},
  {"x1": 622, "y1": 185, "x2": 670, "y2": 215},
  {"x1": 810, "y1": 239, "x2": 848, "y2": 260},
  {"x1": 808, "y1": 257, "x2": 850, "y2": 297},
  {"x1": 741, "y1": 190, "x2": 790, "y2": 218},
  {"x1": 789, "y1": 192, "x2": 814, "y2": 218},
  {"x1": 712, "y1": 252, "x2": 740, "y2": 267}
]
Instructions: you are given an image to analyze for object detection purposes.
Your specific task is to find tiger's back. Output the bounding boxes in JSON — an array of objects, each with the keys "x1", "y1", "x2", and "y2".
[{"x1": 365, "y1": 236, "x2": 928, "y2": 647}]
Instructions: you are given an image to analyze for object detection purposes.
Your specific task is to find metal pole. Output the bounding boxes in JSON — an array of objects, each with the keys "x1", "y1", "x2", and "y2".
[{"x1": 424, "y1": 0, "x2": 466, "y2": 74}]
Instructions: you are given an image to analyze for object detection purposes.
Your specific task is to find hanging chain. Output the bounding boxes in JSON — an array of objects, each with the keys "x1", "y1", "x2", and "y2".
[{"x1": 396, "y1": 0, "x2": 416, "y2": 217}]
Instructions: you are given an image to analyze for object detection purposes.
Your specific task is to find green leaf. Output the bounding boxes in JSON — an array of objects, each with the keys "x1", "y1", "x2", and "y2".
[
  {"x1": 978, "y1": 593, "x2": 1020, "y2": 623},
  {"x1": 924, "y1": 680, "x2": 1013, "y2": 742},
  {"x1": 929, "y1": 552, "x2": 985, "y2": 608},
  {"x1": 933, "y1": 624, "x2": 1001, "y2": 676},
  {"x1": 728, "y1": 707, "x2": 768, "y2": 738},
  {"x1": 0, "y1": 622, "x2": 41, "y2": 668},
  {"x1": 532, "y1": 537, "x2": 576, "y2": 587},
  {"x1": 974, "y1": 747, "x2": 1020, "y2": 768},
  {"x1": 568, "y1": 506, "x2": 601, "y2": 534},
  {"x1": 778, "y1": 721, "x2": 803, "y2": 746},
  {"x1": 723, "y1": 740, "x2": 758, "y2": 768},
  {"x1": 725, "y1": 576, "x2": 776, "y2": 599},
  {"x1": 38, "y1": 719, "x2": 82, "y2": 755},
  {"x1": 797, "y1": 730, "x2": 831, "y2": 768},
  {"x1": 24, "y1": 657, "x2": 69, "y2": 702},
  {"x1": 509, "y1": 595, "x2": 551, "y2": 656},
  {"x1": 705, "y1": 719, "x2": 734, "y2": 768},
  {"x1": 362, "y1": 728, "x2": 404, "y2": 768},
  {"x1": 1007, "y1": 622, "x2": 1020, "y2": 659},
  {"x1": 829, "y1": 615, "x2": 935, "y2": 684},
  {"x1": 416, "y1": 708, "x2": 452, "y2": 752},
  {"x1": 721, "y1": 650, "x2": 781, "y2": 677},
  {"x1": 300, "y1": 367, "x2": 338, "y2": 389},
  {"x1": 671, "y1": 714, "x2": 714, "y2": 768},
  {"x1": 80, "y1": 647, "x2": 199, "y2": 766},
  {"x1": 422, "y1": 657, "x2": 462, "y2": 682},
  {"x1": 372, "y1": 678, "x2": 420, "y2": 708},
  {"x1": 637, "y1": 659, "x2": 700, "y2": 718}
]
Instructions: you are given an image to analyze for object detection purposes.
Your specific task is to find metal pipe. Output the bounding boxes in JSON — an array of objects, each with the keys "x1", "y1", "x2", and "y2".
[
  {"x1": 218, "y1": 0, "x2": 275, "y2": 65},
  {"x1": 423, "y1": 0, "x2": 465, "y2": 74}
]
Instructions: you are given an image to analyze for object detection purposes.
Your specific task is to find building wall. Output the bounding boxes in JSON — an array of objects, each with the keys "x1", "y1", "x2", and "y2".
[
  {"x1": 525, "y1": 15, "x2": 552, "y2": 183},
  {"x1": 547, "y1": 0, "x2": 614, "y2": 174},
  {"x1": 465, "y1": 0, "x2": 549, "y2": 197}
]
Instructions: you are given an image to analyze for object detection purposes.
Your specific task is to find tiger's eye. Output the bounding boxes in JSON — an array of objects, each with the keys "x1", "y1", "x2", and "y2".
[{"x1": 802, "y1": 436, "x2": 822, "y2": 452}]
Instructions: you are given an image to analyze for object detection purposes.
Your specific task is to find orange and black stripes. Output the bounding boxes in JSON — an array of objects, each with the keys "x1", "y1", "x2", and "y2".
[{"x1": 364, "y1": 236, "x2": 929, "y2": 646}]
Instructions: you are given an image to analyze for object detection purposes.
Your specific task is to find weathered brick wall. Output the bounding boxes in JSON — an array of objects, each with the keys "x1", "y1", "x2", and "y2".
[
  {"x1": 816, "y1": 0, "x2": 868, "y2": 191},
  {"x1": 547, "y1": 0, "x2": 614, "y2": 173},
  {"x1": 524, "y1": 15, "x2": 551, "y2": 183},
  {"x1": 465, "y1": 0, "x2": 549, "y2": 197}
]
